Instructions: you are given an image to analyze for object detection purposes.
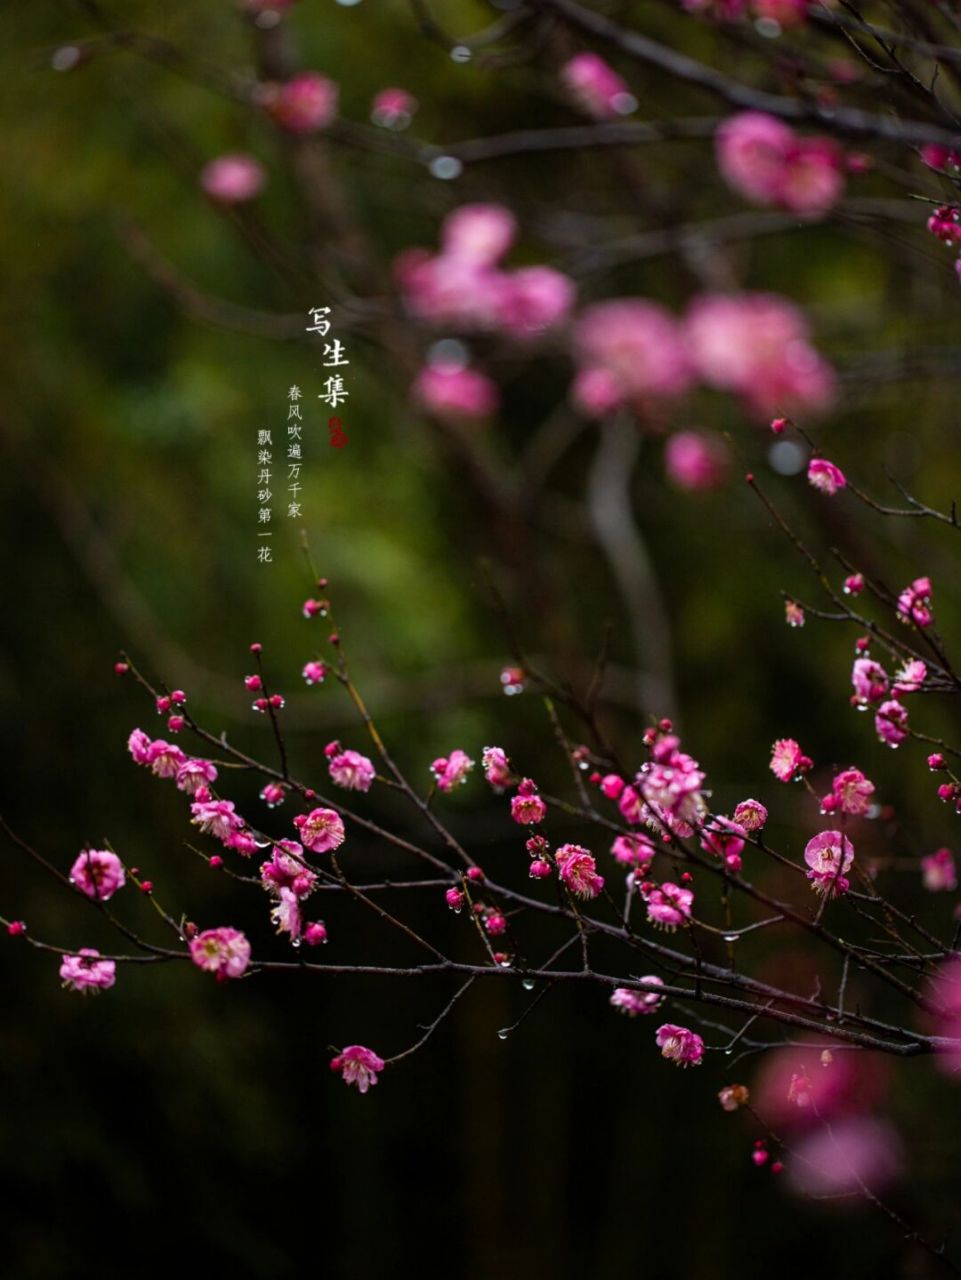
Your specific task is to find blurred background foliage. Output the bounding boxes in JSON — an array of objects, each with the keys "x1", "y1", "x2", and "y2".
[{"x1": 3, "y1": 0, "x2": 961, "y2": 1276}]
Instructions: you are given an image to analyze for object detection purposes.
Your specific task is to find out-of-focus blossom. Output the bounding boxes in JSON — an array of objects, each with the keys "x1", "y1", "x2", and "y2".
[
  {"x1": 561, "y1": 52, "x2": 636, "y2": 119},
  {"x1": 572, "y1": 300, "x2": 693, "y2": 417},
  {"x1": 482, "y1": 746, "x2": 512, "y2": 792},
  {"x1": 922, "y1": 847, "x2": 957, "y2": 892},
  {"x1": 430, "y1": 749, "x2": 475, "y2": 792},
  {"x1": 199, "y1": 154, "x2": 266, "y2": 203},
  {"x1": 664, "y1": 430, "x2": 730, "y2": 491},
  {"x1": 263, "y1": 72, "x2": 338, "y2": 133},
  {"x1": 807, "y1": 457, "x2": 846, "y2": 495},
  {"x1": 787, "y1": 1119, "x2": 902, "y2": 1197},
  {"x1": 718, "y1": 1083, "x2": 750, "y2": 1111},
  {"x1": 851, "y1": 657, "x2": 889, "y2": 708},
  {"x1": 875, "y1": 699, "x2": 909, "y2": 748},
  {"x1": 897, "y1": 577, "x2": 934, "y2": 628},
  {"x1": 686, "y1": 293, "x2": 836, "y2": 420},
  {"x1": 371, "y1": 87, "x2": 417, "y2": 130},
  {"x1": 893, "y1": 659, "x2": 926, "y2": 695},
  {"x1": 716, "y1": 112, "x2": 843, "y2": 216},
  {"x1": 412, "y1": 362, "x2": 499, "y2": 422}
]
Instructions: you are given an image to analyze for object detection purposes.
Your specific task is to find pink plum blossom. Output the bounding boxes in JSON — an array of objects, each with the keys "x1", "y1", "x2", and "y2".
[
  {"x1": 511, "y1": 780, "x2": 547, "y2": 824},
  {"x1": 127, "y1": 728, "x2": 152, "y2": 764},
  {"x1": 69, "y1": 849, "x2": 125, "y2": 901},
  {"x1": 260, "y1": 841, "x2": 317, "y2": 898},
  {"x1": 189, "y1": 927, "x2": 251, "y2": 981},
  {"x1": 260, "y1": 782, "x2": 287, "y2": 808},
  {"x1": 716, "y1": 113, "x2": 842, "y2": 216},
  {"x1": 686, "y1": 293, "x2": 836, "y2": 419},
  {"x1": 176, "y1": 758, "x2": 218, "y2": 795},
  {"x1": 555, "y1": 844, "x2": 605, "y2": 899},
  {"x1": 430, "y1": 749, "x2": 475, "y2": 792},
  {"x1": 304, "y1": 921, "x2": 328, "y2": 946},
  {"x1": 823, "y1": 767, "x2": 874, "y2": 816},
  {"x1": 922, "y1": 848, "x2": 957, "y2": 892},
  {"x1": 329, "y1": 749, "x2": 376, "y2": 792},
  {"x1": 893, "y1": 659, "x2": 926, "y2": 694},
  {"x1": 191, "y1": 799, "x2": 244, "y2": 842},
  {"x1": 804, "y1": 830, "x2": 854, "y2": 897},
  {"x1": 643, "y1": 881, "x2": 694, "y2": 930},
  {"x1": 199, "y1": 153, "x2": 265, "y2": 203},
  {"x1": 733, "y1": 799, "x2": 767, "y2": 832},
  {"x1": 495, "y1": 267, "x2": 576, "y2": 337},
  {"x1": 875, "y1": 699, "x2": 909, "y2": 748},
  {"x1": 753, "y1": 0, "x2": 810, "y2": 26},
  {"x1": 293, "y1": 808, "x2": 346, "y2": 853},
  {"x1": 700, "y1": 818, "x2": 747, "y2": 871},
  {"x1": 60, "y1": 948, "x2": 116, "y2": 994},
  {"x1": 897, "y1": 577, "x2": 934, "y2": 628},
  {"x1": 147, "y1": 740, "x2": 186, "y2": 779},
  {"x1": 664, "y1": 429, "x2": 730, "y2": 491},
  {"x1": 788, "y1": 1119, "x2": 902, "y2": 1197},
  {"x1": 330, "y1": 1044, "x2": 385, "y2": 1093},
  {"x1": 637, "y1": 739, "x2": 707, "y2": 837},
  {"x1": 442, "y1": 203, "x2": 516, "y2": 264},
  {"x1": 270, "y1": 887, "x2": 302, "y2": 941},
  {"x1": 302, "y1": 660, "x2": 327, "y2": 685},
  {"x1": 851, "y1": 657, "x2": 889, "y2": 707},
  {"x1": 769, "y1": 738, "x2": 812, "y2": 782},
  {"x1": 412, "y1": 362, "x2": 499, "y2": 421},
  {"x1": 618, "y1": 784, "x2": 645, "y2": 825},
  {"x1": 573, "y1": 300, "x2": 693, "y2": 416},
  {"x1": 264, "y1": 72, "x2": 338, "y2": 133},
  {"x1": 610, "y1": 977, "x2": 665, "y2": 1015},
  {"x1": 655, "y1": 1023, "x2": 704, "y2": 1066},
  {"x1": 561, "y1": 52, "x2": 636, "y2": 120},
  {"x1": 611, "y1": 832, "x2": 655, "y2": 868},
  {"x1": 482, "y1": 746, "x2": 512, "y2": 792},
  {"x1": 807, "y1": 457, "x2": 846, "y2": 495}
]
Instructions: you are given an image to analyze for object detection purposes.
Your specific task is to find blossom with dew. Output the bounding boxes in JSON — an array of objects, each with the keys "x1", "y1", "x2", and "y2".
[
  {"x1": 69, "y1": 848, "x2": 126, "y2": 901},
  {"x1": 302, "y1": 660, "x2": 327, "y2": 686},
  {"x1": 484, "y1": 911, "x2": 507, "y2": 936},
  {"x1": 643, "y1": 881, "x2": 694, "y2": 930},
  {"x1": 260, "y1": 841, "x2": 316, "y2": 898},
  {"x1": 263, "y1": 72, "x2": 337, "y2": 133},
  {"x1": 511, "y1": 779, "x2": 547, "y2": 825},
  {"x1": 304, "y1": 921, "x2": 327, "y2": 946},
  {"x1": 599, "y1": 774, "x2": 624, "y2": 800},
  {"x1": 785, "y1": 601, "x2": 805, "y2": 628},
  {"x1": 664, "y1": 429, "x2": 730, "y2": 492},
  {"x1": 572, "y1": 299, "x2": 692, "y2": 417},
  {"x1": 556, "y1": 844, "x2": 605, "y2": 899},
  {"x1": 199, "y1": 153, "x2": 265, "y2": 203},
  {"x1": 176, "y1": 758, "x2": 218, "y2": 795},
  {"x1": 804, "y1": 830, "x2": 854, "y2": 897},
  {"x1": 851, "y1": 657, "x2": 889, "y2": 707},
  {"x1": 875, "y1": 699, "x2": 909, "y2": 748},
  {"x1": 897, "y1": 576, "x2": 933, "y2": 628},
  {"x1": 270, "y1": 887, "x2": 302, "y2": 941},
  {"x1": 733, "y1": 799, "x2": 767, "y2": 832},
  {"x1": 922, "y1": 848, "x2": 957, "y2": 893},
  {"x1": 189, "y1": 927, "x2": 251, "y2": 981},
  {"x1": 482, "y1": 746, "x2": 512, "y2": 792},
  {"x1": 293, "y1": 807, "x2": 346, "y2": 854},
  {"x1": 686, "y1": 292, "x2": 835, "y2": 420},
  {"x1": 610, "y1": 977, "x2": 665, "y2": 1016},
  {"x1": 329, "y1": 749, "x2": 376, "y2": 793},
  {"x1": 260, "y1": 782, "x2": 286, "y2": 808},
  {"x1": 60, "y1": 948, "x2": 116, "y2": 994},
  {"x1": 445, "y1": 887, "x2": 465, "y2": 912},
  {"x1": 430, "y1": 749, "x2": 474, "y2": 792},
  {"x1": 370, "y1": 86, "x2": 417, "y2": 130},
  {"x1": 412, "y1": 362, "x2": 500, "y2": 421},
  {"x1": 529, "y1": 858, "x2": 552, "y2": 879},
  {"x1": 843, "y1": 573, "x2": 864, "y2": 596},
  {"x1": 719, "y1": 1083, "x2": 750, "y2": 1111},
  {"x1": 807, "y1": 457, "x2": 846, "y2": 495},
  {"x1": 769, "y1": 738, "x2": 812, "y2": 782},
  {"x1": 127, "y1": 728, "x2": 152, "y2": 764},
  {"x1": 618, "y1": 784, "x2": 645, "y2": 826},
  {"x1": 611, "y1": 832, "x2": 655, "y2": 868},
  {"x1": 656, "y1": 1023, "x2": 705, "y2": 1066},
  {"x1": 561, "y1": 52, "x2": 636, "y2": 119},
  {"x1": 147, "y1": 740, "x2": 187, "y2": 780},
  {"x1": 330, "y1": 1045, "x2": 385, "y2": 1093},
  {"x1": 638, "y1": 740, "x2": 707, "y2": 837}
]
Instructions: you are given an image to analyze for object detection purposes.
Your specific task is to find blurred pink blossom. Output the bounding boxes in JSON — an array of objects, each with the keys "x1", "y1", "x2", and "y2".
[
  {"x1": 561, "y1": 53, "x2": 636, "y2": 120},
  {"x1": 664, "y1": 429, "x2": 730, "y2": 491},
  {"x1": 199, "y1": 153, "x2": 266, "y2": 203},
  {"x1": 412, "y1": 362, "x2": 500, "y2": 421}
]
